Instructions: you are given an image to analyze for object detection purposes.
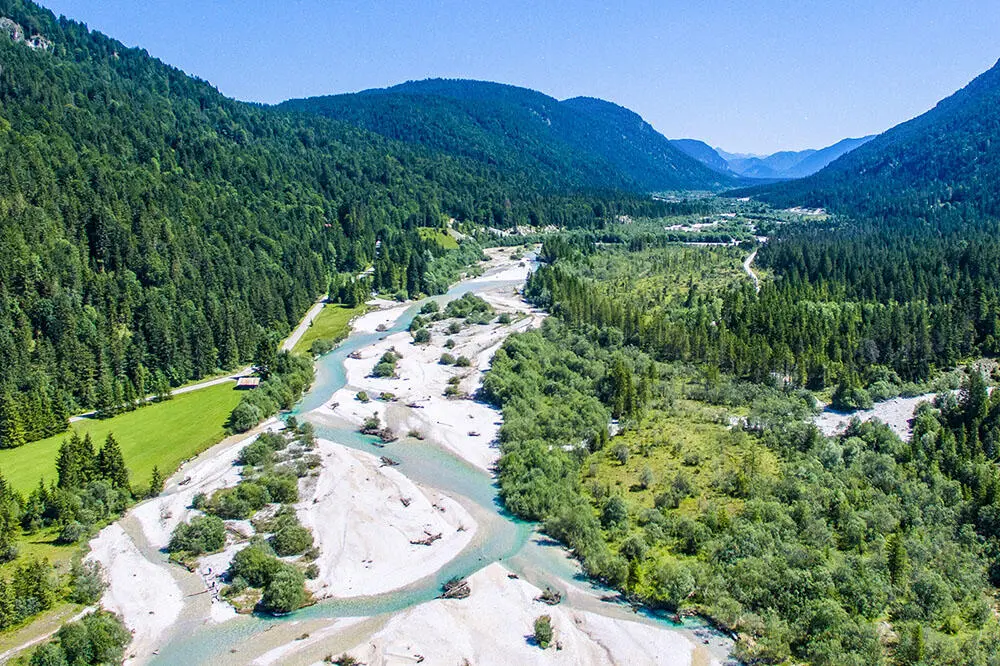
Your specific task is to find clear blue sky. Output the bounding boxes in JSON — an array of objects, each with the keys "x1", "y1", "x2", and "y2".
[{"x1": 39, "y1": 0, "x2": 1000, "y2": 153}]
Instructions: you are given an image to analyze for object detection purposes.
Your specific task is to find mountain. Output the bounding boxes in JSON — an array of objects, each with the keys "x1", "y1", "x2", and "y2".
[
  {"x1": 279, "y1": 80, "x2": 737, "y2": 193},
  {"x1": 709, "y1": 136, "x2": 874, "y2": 179},
  {"x1": 783, "y1": 135, "x2": 875, "y2": 178},
  {"x1": 0, "y1": 0, "x2": 673, "y2": 446},
  {"x1": 670, "y1": 139, "x2": 735, "y2": 175},
  {"x1": 742, "y1": 58, "x2": 1000, "y2": 223}
]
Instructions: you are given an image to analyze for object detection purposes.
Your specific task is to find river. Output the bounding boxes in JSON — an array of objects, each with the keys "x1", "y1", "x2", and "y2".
[{"x1": 146, "y1": 259, "x2": 735, "y2": 665}]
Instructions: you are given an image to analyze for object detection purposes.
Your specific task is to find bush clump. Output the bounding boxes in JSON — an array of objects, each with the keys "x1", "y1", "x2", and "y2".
[{"x1": 168, "y1": 514, "x2": 226, "y2": 555}]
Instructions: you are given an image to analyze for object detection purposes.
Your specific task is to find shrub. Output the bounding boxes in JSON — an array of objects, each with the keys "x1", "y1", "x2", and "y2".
[
  {"x1": 58, "y1": 521, "x2": 88, "y2": 545},
  {"x1": 412, "y1": 328, "x2": 431, "y2": 344},
  {"x1": 533, "y1": 615, "x2": 553, "y2": 649},
  {"x1": 372, "y1": 361, "x2": 396, "y2": 378},
  {"x1": 309, "y1": 339, "x2": 335, "y2": 356},
  {"x1": 455, "y1": 356, "x2": 472, "y2": 367},
  {"x1": 260, "y1": 566, "x2": 306, "y2": 614},
  {"x1": 209, "y1": 482, "x2": 270, "y2": 519},
  {"x1": 832, "y1": 381, "x2": 874, "y2": 411},
  {"x1": 168, "y1": 515, "x2": 226, "y2": 555},
  {"x1": 228, "y1": 544, "x2": 281, "y2": 588},
  {"x1": 447, "y1": 321, "x2": 462, "y2": 335},
  {"x1": 601, "y1": 496, "x2": 628, "y2": 529},
  {"x1": 356, "y1": 391, "x2": 370, "y2": 403},
  {"x1": 259, "y1": 474, "x2": 299, "y2": 504},
  {"x1": 68, "y1": 561, "x2": 106, "y2": 604},
  {"x1": 271, "y1": 524, "x2": 314, "y2": 556},
  {"x1": 439, "y1": 353, "x2": 456, "y2": 365},
  {"x1": 444, "y1": 338, "x2": 456, "y2": 349},
  {"x1": 498, "y1": 312, "x2": 512, "y2": 324},
  {"x1": 420, "y1": 301, "x2": 439, "y2": 315},
  {"x1": 240, "y1": 439, "x2": 275, "y2": 467}
]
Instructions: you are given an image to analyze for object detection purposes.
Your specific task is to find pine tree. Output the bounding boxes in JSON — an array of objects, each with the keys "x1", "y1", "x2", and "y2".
[
  {"x1": 97, "y1": 434, "x2": 130, "y2": 494},
  {"x1": 56, "y1": 434, "x2": 83, "y2": 489},
  {"x1": 0, "y1": 393, "x2": 26, "y2": 450},
  {"x1": 147, "y1": 466, "x2": 164, "y2": 498}
]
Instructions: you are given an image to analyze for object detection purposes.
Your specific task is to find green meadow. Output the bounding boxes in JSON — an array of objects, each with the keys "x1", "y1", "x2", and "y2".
[{"x1": 0, "y1": 382, "x2": 241, "y2": 495}]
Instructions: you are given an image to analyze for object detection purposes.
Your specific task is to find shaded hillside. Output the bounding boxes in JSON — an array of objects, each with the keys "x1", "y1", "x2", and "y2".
[
  {"x1": 279, "y1": 80, "x2": 736, "y2": 193},
  {"x1": 741, "y1": 58, "x2": 1000, "y2": 226}
]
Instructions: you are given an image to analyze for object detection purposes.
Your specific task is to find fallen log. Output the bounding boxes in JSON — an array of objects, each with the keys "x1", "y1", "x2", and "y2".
[
  {"x1": 439, "y1": 577, "x2": 471, "y2": 599},
  {"x1": 410, "y1": 530, "x2": 442, "y2": 546}
]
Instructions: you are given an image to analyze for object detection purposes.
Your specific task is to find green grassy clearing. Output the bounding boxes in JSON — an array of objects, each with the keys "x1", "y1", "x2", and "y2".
[
  {"x1": 584, "y1": 398, "x2": 781, "y2": 523},
  {"x1": 0, "y1": 381, "x2": 241, "y2": 495},
  {"x1": 418, "y1": 227, "x2": 460, "y2": 250},
  {"x1": 292, "y1": 303, "x2": 365, "y2": 355}
]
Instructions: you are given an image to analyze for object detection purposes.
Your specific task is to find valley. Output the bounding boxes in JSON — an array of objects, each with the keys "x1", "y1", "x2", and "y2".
[{"x1": 2, "y1": 2, "x2": 1000, "y2": 665}]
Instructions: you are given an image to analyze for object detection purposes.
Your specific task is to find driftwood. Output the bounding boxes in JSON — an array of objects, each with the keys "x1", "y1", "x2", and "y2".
[
  {"x1": 375, "y1": 323, "x2": 388, "y2": 332},
  {"x1": 380, "y1": 456, "x2": 399, "y2": 467},
  {"x1": 439, "y1": 577, "x2": 471, "y2": 599},
  {"x1": 535, "y1": 587, "x2": 562, "y2": 605},
  {"x1": 178, "y1": 476, "x2": 192, "y2": 486},
  {"x1": 410, "y1": 530, "x2": 442, "y2": 546},
  {"x1": 507, "y1": 573, "x2": 520, "y2": 580},
  {"x1": 467, "y1": 431, "x2": 480, "y2": 437},
  {"x1": 400, "y1": 497, "x2": 411, "y2": 507},
  {"x1": 405, "y1": 402, "x2": 425, "y2": 409},
  {"x1": 348, "y1": 350, "x2": 362, "y2": 360},
  {"x1": 360, "y1": 425, "x2": 397, "y2": 443}
]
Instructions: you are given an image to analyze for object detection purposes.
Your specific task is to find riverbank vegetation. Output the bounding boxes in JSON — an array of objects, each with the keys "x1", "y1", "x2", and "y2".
[
  {"x1": 484, "y1": 236, "x2": 1000, "y2": 664},
  {"x1": 169, "y1": 422, "x2": 318, "y2": 614}
]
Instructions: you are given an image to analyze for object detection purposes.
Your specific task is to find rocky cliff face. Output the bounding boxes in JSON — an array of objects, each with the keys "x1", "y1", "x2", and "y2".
[{"x1": 1, "y1": 16, "x2": 52, "y2": 50}]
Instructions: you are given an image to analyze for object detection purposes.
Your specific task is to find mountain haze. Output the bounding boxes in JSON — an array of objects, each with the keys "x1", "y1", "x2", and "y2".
[
  {"x1": 670, "y1": 138, "x2": 736, "y2": 175},
  {"x1": 279, "y1": 79, "x2": 737, "y2": 193},
  {"x1": 745, "y1": 58, "x2": 1000, "y2": 223},
  {"x1": 682, "y1": 136, "x2": 875, "y2": 179}
]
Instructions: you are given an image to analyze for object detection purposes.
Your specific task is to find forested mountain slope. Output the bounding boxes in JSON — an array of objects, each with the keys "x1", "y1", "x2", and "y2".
[
  {"x1": 0, "y1": 0, "x2": 665, "y2": 446},
  {"x1": 279, "y1": 79, "x2": 737, "y2": 193},
  {"x1": 743, "y1": 58, "x2": 1000, "y2": 225}
]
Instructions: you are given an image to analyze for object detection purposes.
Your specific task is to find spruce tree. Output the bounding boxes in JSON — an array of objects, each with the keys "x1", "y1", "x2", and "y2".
[
  {"x1": 56, "y1": 434, "x2": 83, "y2": 489},
  {"x1": 0, "y1": 393, "x2": 26, "y2": 450},
  {"x1": 97, "y1": 434, "x2": 130, "y2": 494},
  {"x1": 147, "y1": 466, "x2": 164, "y2": 498}
]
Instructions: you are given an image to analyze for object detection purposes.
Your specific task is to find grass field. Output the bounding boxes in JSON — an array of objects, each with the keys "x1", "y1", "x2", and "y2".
[
  {"x1": 0, "y1": 381, "x2": 241, "y2": 494},
  {"x1": 417, "y1": 227, "x2": 460, "y2": 250},
  {"x1": 292, "y1": 303, "x2": 365, "y2": 355}
]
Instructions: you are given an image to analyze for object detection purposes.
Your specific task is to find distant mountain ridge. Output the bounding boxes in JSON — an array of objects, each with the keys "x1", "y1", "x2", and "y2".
[
  {"x1": 672, "y1": 136, "x2": 875, "y2": 179},
  {"x1": 279, "y1": 79, "x2": 738, "y2": 193},
  {"x1": 742, "y1": 57, "x2": 1000, "y2": 224}
]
